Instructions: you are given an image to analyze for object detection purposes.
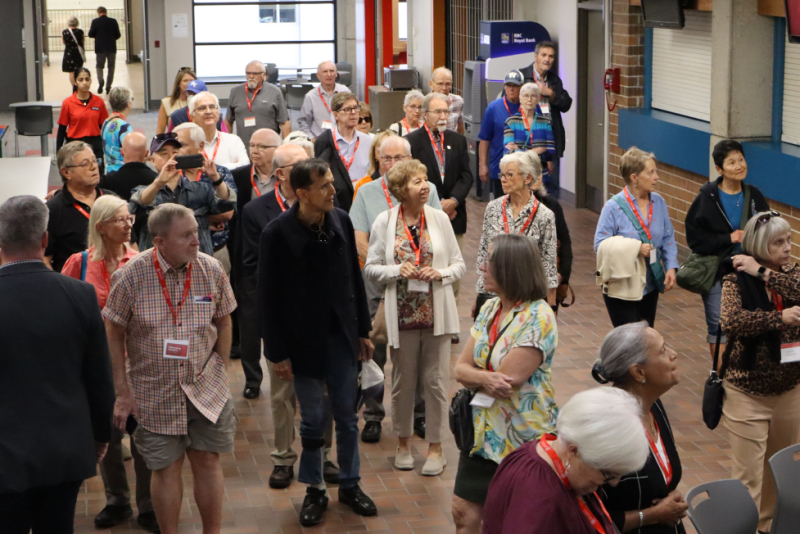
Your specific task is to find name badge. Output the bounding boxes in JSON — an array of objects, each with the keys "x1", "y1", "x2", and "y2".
[
  {"x1": 321, "y1": 120, "x2": 333, "y2": 130},
  {"x1": 781, "y1": 342, "x2": 800, "y2": 364},
  {"x1": 539, "y1": 104, "x2": 550, "y2": 115},
  {"x1": 650, "y1": 249, "x2": 657, "y2": 265},
  {"x1": 194, "y1": 295, "x2": 213, "y2": 303},
  {"x1": 470, "y1": 392, "x2": 496, "y2": 408},
  {"x1": 163, "y1": 339, "x2": 189, "y2": 359},
  {"x1": 408, "y1": 279, "x2": 430, "y2": 293},
  {"x1": 244, "y1": 117, "x2": 256, "y2": 128},
  {"x1": 91, "y1": 107, "x2": 100, "y2": 111}
]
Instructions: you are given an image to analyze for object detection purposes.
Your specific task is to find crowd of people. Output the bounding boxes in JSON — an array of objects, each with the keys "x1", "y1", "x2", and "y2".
[{"x1": 2, "y1": 31, "x2": 799, "y2": 534}]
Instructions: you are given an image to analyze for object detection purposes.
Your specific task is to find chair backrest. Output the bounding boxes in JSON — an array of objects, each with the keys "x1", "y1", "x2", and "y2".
[
  {"x1": 769, "y1": 443, "x2": 800, "y2": 534},
  {"x1": 265, "y1": 63, "x2": 278, "y2": 84},
  {"x1": 286, "y1": 84, "x2": 313, "y2": 110},
  {"x1": 686, "y1": 480, "x2": 759, "y2": 534},
  {"x1": 336, "y1": 62, "x2": 352, "y2": 86},
  {"x1": 15, "y1": 106, "x2": 54, "y2": 137}
]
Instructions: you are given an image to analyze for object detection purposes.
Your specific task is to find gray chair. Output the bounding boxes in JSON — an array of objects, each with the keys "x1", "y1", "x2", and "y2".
[
  {"x1": 686, "y1": 479, "x2": 759, "y2": 534},
  {"x1": 769, "y1": 443, "x2": 800, "y2": 534},
  {"x1": 14, "y1": 105, "x2": 54, "y2": 157},
  {"x1": 286, "y1": 84, "x2": 313, "y2": 111},
  {"x1": 265, "y1": 63, "x2": 278, "y2": 84}
]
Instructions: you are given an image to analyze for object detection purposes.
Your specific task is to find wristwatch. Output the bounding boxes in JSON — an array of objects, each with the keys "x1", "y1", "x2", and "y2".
[
  {"x1": 211, "y1": 177, "x2": 224, "y2": 187},
  {"x1": 758, "y1": 266, "x2": 767, "y2": 277}
]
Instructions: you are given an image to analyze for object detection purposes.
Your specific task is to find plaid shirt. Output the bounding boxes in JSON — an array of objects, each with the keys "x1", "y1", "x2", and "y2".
[
  {"x1": 102, "y1": 248, "x2": 237, "y2": 435},
  {"x1": 446, "y1": 93, "x2": 464, "y2": 131}
]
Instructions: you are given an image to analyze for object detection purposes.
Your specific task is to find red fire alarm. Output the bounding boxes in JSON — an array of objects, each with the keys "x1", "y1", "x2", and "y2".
[{"x1": 155, "y1": 40, "x2": 160, "y2": 48}]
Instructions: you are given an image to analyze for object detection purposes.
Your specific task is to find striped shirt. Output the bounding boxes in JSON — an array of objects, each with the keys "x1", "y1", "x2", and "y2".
[
  {"x1": 503, "y1": 112, "x2": 556, "y2": 181},
  {"x1": 102, "y1": 248, "x2": 237, "y2": 435}
]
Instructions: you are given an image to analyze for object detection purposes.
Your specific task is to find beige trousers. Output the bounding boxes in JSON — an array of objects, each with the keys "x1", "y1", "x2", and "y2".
[
  {"x1": 213, "y1": 246, "x2": 231, "y2": 275},
  {"x1": 722, "y1": 382, "x2": 800, "y2": 532},
  {"x1": 390, "y1": 329, "x2": 450, "y2": 443}
]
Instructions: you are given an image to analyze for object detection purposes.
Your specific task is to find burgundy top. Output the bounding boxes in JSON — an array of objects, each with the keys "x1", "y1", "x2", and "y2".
[{"x1": 483, "y1": 440, "x2": 616, "y2": 534}]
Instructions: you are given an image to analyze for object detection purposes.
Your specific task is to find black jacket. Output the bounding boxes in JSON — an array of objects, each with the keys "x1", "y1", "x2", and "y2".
[
  {"x1": 229, "y1": 163, "x2": 260, "y2": 282},
  {"x1": 314, "y1": 130, "x2": 356, "y2": 212},
  {"x1": 405, "y1": 127, "x2": 473, "y2": 235},
  {"x1": 538, "y1": 193, "x2": 573, "y2": 283},
  {"x1": 685, "y1": 177, "x2": 769, "y2": 273},
  {"x1": 100, "y1": 162, "x2": 157, "y2": 201},
  {"x1": 521, "y1": 67, "x2": 572, "y2": 158},
  {"x1": 600, "y1": 400, "x2": 686, "y2": 534},
  {"x1": 257, "y1": 204, "x2": 371, "y2": 379},
  {"x1": 88, "y1": 15, "x2": 121, "y2": 54},
  {"x1": 0, "y1": 262, "x2": 114, "y2": 493},
  {"x1": 240, "y1": 187, "x2": 284, "y2": 286}
]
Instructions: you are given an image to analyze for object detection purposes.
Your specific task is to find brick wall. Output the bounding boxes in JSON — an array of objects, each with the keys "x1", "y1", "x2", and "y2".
[{"x1": 608, "y1": 0, "x2": 800, "y2": 261}]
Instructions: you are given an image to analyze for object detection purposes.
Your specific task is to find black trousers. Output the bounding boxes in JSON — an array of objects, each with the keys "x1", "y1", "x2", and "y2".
[
  {"x1": 238, "y1": 276, "x2": 263, "y2": 387},
  {"x1": 0, "y1": 480, "x2": 83, "y2": 534},
  {"x1": 602, "y1": 290, "x2": 659, "y2": 328}
]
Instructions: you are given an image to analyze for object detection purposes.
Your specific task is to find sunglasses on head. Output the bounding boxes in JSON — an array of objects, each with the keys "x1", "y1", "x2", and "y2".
[
  {"x1": 153, "y1": 132, "x2": 178, "y2": 142},
  {"x1": 358, "y1": 116, "x2": 372, "y2": 124},
  {"x1": 755, "y1": 210, "x2": 782, "y2": 228}
]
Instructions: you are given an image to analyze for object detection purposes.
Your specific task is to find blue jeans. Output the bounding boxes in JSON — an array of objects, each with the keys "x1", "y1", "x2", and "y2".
[
  {"x1": 701, "y1": 280, "x2": 728, "y2": 344},
  {"x1": 293, "y1": 334, "x2": 361, "y2": 489}
]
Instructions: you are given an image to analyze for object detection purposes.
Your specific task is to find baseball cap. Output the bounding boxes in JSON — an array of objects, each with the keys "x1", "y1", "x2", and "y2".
[
  {"x1": 504, "y1": 70, "x2": 524, "y2": 86},
  {"x1": 150, "y1": 132, "x2": 182, "y2": 153},
  {"x1": 186, "y1": 79, "x2": 208, "y2": 94}
]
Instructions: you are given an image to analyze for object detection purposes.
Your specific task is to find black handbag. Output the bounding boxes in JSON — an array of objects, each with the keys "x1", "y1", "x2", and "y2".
[{"x1": 702, "y1": 329, "x2": 730, "y2": 430}]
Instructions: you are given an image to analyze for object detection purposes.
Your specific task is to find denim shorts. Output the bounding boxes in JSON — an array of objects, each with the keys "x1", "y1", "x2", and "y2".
[{"x1": 701, "y1": 280, "x2": 728, "y2": 344}]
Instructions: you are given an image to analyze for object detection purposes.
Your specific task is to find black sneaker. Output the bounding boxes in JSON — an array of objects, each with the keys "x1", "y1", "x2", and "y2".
[
  {"x1": 136, "y1": 511, "x2": 161, "y2": 533},
  {"x1": 361, "y1": 421, "x2": 382, "y2": 443},
  {"x1": 98, "y1": 83, "x2": 104, "y2": 94},
  {"x1": 94, "y1": 504, "x2": 133, "y2": 528},
  {"x1": 299, "y1": 487, "x2": 328, "y2": 526},
  {"x1": 323, "y1": 460, "x2": 340, "y2": 484},
  {"x1": 338, "y1": 486, "x2": 377, "y2": 516}
]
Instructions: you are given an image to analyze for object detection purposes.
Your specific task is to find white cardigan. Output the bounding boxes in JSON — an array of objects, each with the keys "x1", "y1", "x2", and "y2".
[{"x1": 364, "y1": 204, "x2": 466, "y2": 349}]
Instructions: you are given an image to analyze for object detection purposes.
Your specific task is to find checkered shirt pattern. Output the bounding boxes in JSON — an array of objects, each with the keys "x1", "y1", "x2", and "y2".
[
  {"x1": 446, "y1": 93, "x2": 464, "y2": 131},
  {"x1": 102, "y1": 248, "x2": 237, "y2": 435}
]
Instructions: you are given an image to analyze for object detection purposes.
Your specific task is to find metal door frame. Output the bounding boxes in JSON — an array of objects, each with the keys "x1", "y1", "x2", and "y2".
[{"x1": 576, "y1": 1, "x2": 604, "y2": 210}]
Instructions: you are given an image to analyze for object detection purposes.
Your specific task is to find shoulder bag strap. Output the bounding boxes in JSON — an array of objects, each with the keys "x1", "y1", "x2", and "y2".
[
  {"x1": 612, "y1": 194, "x2": 666, "y2": 291},
  {"x1": 68, "y1": 28, "x2": 86, "y2": 61},
  {"x1": 486, "y1": 310, "x2": 520, "y2": 371},
  {"x1": 740, "y1": 184, "x2": 751, "y2": 231},
  {"x1": 80, "y1": 250, "x2": 88, "y2": 282}
]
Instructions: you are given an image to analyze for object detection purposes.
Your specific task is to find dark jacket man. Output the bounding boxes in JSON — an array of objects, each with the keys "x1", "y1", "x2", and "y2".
[
  {"x1": 314, "y1": 129, "x2": 355, "y2": 212},
  {"x1": 257, "y1": 203, "x2": 370, "y2": 379},
  {"x1": 100, "y1": 162, "x2": 157, "y2": 201},
  {"x1": 405, "y1": 127, "x2": 473, "y2": 235},
  {"x1": 88, "y1": 13, "x2": 121, "y2": 54}
]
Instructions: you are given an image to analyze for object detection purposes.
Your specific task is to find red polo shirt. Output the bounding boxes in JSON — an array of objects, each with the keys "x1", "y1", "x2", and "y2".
[{"x1": 58, "y1": 93, "x2": 109, "y2": 138}]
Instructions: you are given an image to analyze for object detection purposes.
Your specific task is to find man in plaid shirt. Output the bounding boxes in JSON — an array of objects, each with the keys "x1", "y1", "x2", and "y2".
[
  {"x1": 429, "y1": 67, "x2": 464, "y2": 134},
  {"x1": 104, "y1": 203, "x2": 237, "y2": 534}
]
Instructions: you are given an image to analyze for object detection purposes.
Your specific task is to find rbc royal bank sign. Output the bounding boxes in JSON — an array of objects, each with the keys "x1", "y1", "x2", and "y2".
[{"x1": 479, "y1": 21, "x2": 551, "y2": 59}]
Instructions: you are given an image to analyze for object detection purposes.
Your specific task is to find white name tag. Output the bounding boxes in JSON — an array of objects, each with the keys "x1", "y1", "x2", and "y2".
[
  {"x1": 470, "y1": 392, "x2": 496, "y2": 408},
  {"x1": 408, "y1": 279, "x2": 430, "y2": 293},
  {"x1": 194, "y1": 295, "x2": 213, "y2": 304},
  {"x1": 163, "y1": 339, "x2": 189, "y2": 359},
  {"x1": 244, "y1": 117, "x2": 256, "y2": 127},
  {"x1": 650, "y1": 249, "x2": 657, "y2": 265},
  {"x1": 781, "y1": 342, "x2": 800, "y2": 364},
  {"x1": 321, "y1": 120, "x2": 333, "y2": 130},
  {"x1": 539, "y1": 104, "x2": 550, "y2": 115}
]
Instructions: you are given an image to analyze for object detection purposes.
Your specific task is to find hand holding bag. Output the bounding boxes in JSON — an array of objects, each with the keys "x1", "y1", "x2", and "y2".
[{"x1": 702, "y1": 329, "x2": 730, "y2": 430}]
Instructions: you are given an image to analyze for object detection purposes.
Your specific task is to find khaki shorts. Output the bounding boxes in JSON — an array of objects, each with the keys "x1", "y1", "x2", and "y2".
[{"x1": 134, "y1": 397, "x2": 236, "y2": 471}]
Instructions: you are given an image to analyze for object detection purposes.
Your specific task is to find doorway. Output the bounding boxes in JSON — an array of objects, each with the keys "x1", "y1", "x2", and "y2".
[{"x1": 576, "y1": 5, "x2": 605, "y2": 213}]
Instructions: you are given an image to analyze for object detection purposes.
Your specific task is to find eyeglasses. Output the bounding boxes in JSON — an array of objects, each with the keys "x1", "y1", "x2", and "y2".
[
  {"x1": 338, "y1": 106, "x2": 360, "y2": 115},
  {"x1": 195, "y1": 104, "x2": 219, "y2": 112},
  {"x1": 178, "y1": 66, "x2": 194, "y2": 73},
  {"x1": 433, "y1": 81, "x2": 453, "y2": 89},
  {"x1": 755, "y1": 210, "x2": 782, "y2": 228},
  {"x1": 249, "y1": 144, "x2": 278, "y2": 151},
  {"x1": 500, "y1": 172, "x2": 522, "y2": 180},
  {"x1": 245, "y1": 71, "x2": 265, "y2": 77},
  {"x1": 107, "y1": 215, "x2": 135, "y2": 226},
  {"x1": 380, "y1": 155, "x2": 409, "y2": 164},
  {"x1": 406, "y1": 105, "x2": 422, "y2": 112},
  {"x1": 427, "y1": 109, "x2": 451, "y2": 116},
  {"x1": 358, "y1": 116, "x2": 372, "y2": 124},
  {"x1": 66, "y1": 158, "x2": 100, "y2": 169}
]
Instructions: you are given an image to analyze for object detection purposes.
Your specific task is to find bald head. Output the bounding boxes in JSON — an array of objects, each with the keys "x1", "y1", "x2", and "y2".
[
  {"x1": 121, "y1": 132, "x2": 149, "y2": 163},
  {"x1": 249, "y1": 128, "x2": 282, "y2": 174},
  {"x1": 379, "y1": 135, "x2": 411, "y2": 157},
  {"x1": 273, "y1": 144, "x2": 309, "y2": 170}
]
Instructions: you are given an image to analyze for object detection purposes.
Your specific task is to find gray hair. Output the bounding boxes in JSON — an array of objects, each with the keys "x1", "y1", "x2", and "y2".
[
  {"x1": 87, "y1": 195, "x2": 129, "y2": 261},
  {"x1": 535, "y1": 40, "x2": 556, "y2": 55},
  {"x1": 379, "y1": 135, "x2": 411, "y2": 157},
  {"x1": 489, "y1": 234, "x2": 548, "y2": 303},
  {"x1": 431, "y1": 66, "x2": 453, "y2": 80},
  {"x1": 594, "y1": 322, "x2": 650, "y2": 386},
  {"x1": 520, "y1": 82, "x2": 541, "y2": 99},
  {"x1": 67, "y1": 16, "x2": 80, "y2": 28},
  {"x1": 173, "y1": 122, "x2": 206, "y2": 146},
  {"x1": 404, "y1": 89, "x2": 424, "y2": 107},
  {"x1": 283, "y1": 131, "x2": 314, "y2": 157},
  {"x1": 188, "y1": 91, "x2": 219, "y2": 115},
  {"x1": 556, "y1": 387, "x2": 649, "y2": 475},
  {"x1": 108, "y1": 86, "x2": 133, "y2": 112},
  {"x1": 148, "y1": 203, "x2": 194, "y2": 239},
  {"x1": 422, "y1": 92, "x2": 449, "y2": 113},
  {"x1": 57, "y1": 141, "x2": 92, "y2": 184},
  {"x1": 742, "y1": 212, "x2": 792, "y2": 263},
  {"x1": 500, "y1": 151, "x2": 543, "y2": 186},
  {"x1": 317, "y1": 60, "x2": 337, "y2": 71},
  {"x1": 247, "y1": 60, "x2": 265, "y2": 73},
  {"x1": 0, "y1": 196, "x2": 49, "y2": 255},
  {"x1": 273, "y1": 143, "x2": 308, "y2": 169}
]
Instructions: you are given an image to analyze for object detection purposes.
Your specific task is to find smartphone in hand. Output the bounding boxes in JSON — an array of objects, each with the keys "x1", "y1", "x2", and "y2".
[{"x1": 174, "y1": 154, "x2": 204, "y2": 170}]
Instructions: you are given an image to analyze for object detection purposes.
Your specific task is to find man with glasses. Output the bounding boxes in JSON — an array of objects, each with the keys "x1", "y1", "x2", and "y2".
[
  {"x1": 46, "y1": 141, "x2": 116, "y2": 272},
  {"x1": 428, "y1": 67, "x2": 464, "y2": 134},
  {"x1": 190, "y1": 91, "x2": 249, "y2": 171},
  {"x1": 225, "y1": 60, "x2": 290, "y2": 148},
  {"x1": 167, "y1": 80, "x2": 229, "y2": 134},
  {"x1": 350, "y1": 135, "x2": 442, "y2": 443},
  {"x1": 298, "y1": 61, "x2": 349, "y2": 139}
]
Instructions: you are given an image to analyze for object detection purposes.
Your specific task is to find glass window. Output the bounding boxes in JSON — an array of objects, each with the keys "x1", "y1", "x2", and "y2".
[{"x1": 398, "y1": 1, "x2": 407, "y2": 41}]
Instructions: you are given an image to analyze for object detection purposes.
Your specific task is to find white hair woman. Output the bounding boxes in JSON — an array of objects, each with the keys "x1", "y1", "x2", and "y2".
[
  {"x1": 483, "y1": 387, "x2": 650, "y2": 534},
  {"x1": 390, "y1": 89, "x2": 425, "y2": 136},
  {"x1": 62, "y1": 16, "x2": 85, "y2": 90},
  {"x1": 474, "y1": 150, "x2": 558, "y2": 318},
  {"x1": 503, "y1": 82, "x2": 556, "y2": 186},
  {"x1": 593, "y1": 322, "x2": 688, "y2": 533},
  {"x1": 284, "y1": 130, "x2": 315, "y2": 157},
  {"x1": 722, "y1": 211, "x2": 800, "y2": 533}
]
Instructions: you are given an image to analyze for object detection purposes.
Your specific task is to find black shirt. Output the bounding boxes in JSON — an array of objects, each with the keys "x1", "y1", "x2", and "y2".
[
  {"x1": 100, "y1": 162, "x2": 157, "y2": 201},
  {"x1": 45, "y1": 186, "x2": 115, "y2": 272}
]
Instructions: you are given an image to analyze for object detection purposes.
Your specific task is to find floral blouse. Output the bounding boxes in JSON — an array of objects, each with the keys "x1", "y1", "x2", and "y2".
[
  {"x1": 476, "y1": 193, "x2": 558, "y2": 293},
  {"x1": 394, "y1": 216, "x2": 434, "y2": 330},
  {"x1": 470, "y1": 297, "x2": 559, "y2": 464}
]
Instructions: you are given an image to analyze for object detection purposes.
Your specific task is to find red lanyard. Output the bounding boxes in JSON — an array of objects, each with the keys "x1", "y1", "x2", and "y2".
[
  {"x1": 152, "y1": 251, "x2": 193, "y2": 326},
  {"x1": 275, "y1": 185, "x2": 287, "y2": 212},
  {"x1": 521, "y1": 110, "x2": 536, "y2": 147},
  {"x1": 423, "y1": 124, "x2": 445, "y2": 173},
  {"x1": 399, "y1": 206, "x2": 425, "y2": 267},
  {"x1": 332, "y1": 132, "x2": 360, "y2": 171},
  {"x1": 179, "y1": 169, "x2": 202, "y2": 182},
  {"x1": 487, "y1": 306, "x2": 505, "y2": 370},
  {"x1": 540, "y1": 434, "x2": 613, "y2": 534},
  {"x1": 245, "y1": 84, "x2": 261, "y2": 112},
  {"x1": 250, "y1": 165, "x2": 261, "y2": 197},
  {"x1": 503, "y1": 96, "x2": 515, "y2": 116},
  {"x1": 203, "y1": 135, "x2": 220, "y2": 162},
  {"x1": 403, "y1": 118, "x2": 412, "y2": 134},
  {"x1": 73, "y1": 190, "x2": 103, "y2": 219},
  {"x1": 645, "y1": 416, "x2": 673, "y2": 485},
  {"x1": 319, "y1": 87, "x2": 332, "y2": 114},
  {"x1": 772, "y1": 289, "x2": 784, "y2": 312},
  {"x1": 381, "y1": 178, "x2": 394, "y2": 208},
  {"x1": 623, "y1": 187, "x2": 653, "y2": 241},
  {"x1": 502, "y1": 194, "x2": 539, "y2": 234}
]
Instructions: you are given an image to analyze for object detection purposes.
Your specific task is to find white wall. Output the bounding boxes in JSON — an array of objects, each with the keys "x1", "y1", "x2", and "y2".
[
  {"x1": 48, "y1": 0, "x2": 124, "y2": 9},
  {"x1": 407, "y1": 0, "x2": 432, "y2": 87}
]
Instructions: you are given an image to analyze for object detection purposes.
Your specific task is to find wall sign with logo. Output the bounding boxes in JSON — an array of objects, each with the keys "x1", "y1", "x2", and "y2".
[{"x1": 478, "y1": 20, "x2": 550, "y2": 59}]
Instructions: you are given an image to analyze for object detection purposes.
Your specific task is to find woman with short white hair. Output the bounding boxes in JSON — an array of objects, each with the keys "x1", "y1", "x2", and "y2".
[
  {"x1": 390, "y1": 89, "x2": 425, "y2": 136},
  {"x1": 722, "y1": 211, "x2": 800, "y2": 533},
  {"x1": 483, "y1": 387, "x2": 650, "y2": 534},
  {"x1": 503, "y1": 82, "x2": 556, "y2": 189}
]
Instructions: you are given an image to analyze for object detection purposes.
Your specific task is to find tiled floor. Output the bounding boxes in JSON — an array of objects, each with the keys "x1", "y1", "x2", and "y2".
[{"x1": 74, "y1": 196, "x2": 727, "y2": 533}]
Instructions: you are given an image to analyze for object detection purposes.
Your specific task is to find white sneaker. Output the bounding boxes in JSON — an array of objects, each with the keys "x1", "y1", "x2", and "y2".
[
  {"x1": 394, "y1": 448, "x2": 414, "y2": 470},
  {"x1": 422, "y1": 454, "x2": 447, "y2": 476}
]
